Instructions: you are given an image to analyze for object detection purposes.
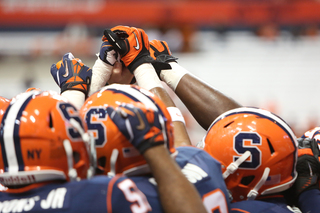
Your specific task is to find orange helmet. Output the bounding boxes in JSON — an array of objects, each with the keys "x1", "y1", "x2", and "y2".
[
  {"x1": 202, "y1": 107, "x2": 298, "y2": 202},
  {"x1": 80, "y1": 84, "x2": 175, "y2": 176},
  {"x1": 0, "y1": 96, "x2": 10, "y2": 109},
  {"x1": 0, "y1": 90, "x2": 95, "y2": 190},
  {"x1": 25, "y1": 87, "x2": 41, "y2": 92}
]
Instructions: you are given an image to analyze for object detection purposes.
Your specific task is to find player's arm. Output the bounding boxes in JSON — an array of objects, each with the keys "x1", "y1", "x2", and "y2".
[
  {"x1": 285, "y1": 138, "x2": 320, "y2": 213},
  {"x1": 104, "y1": 26, "x2": 191, "y2": 147},
  {"x1": 107, "y1": 104, "x2": 207, "y2": 213},
  {"x1": 89, "y1": 38, "x2": 120, "y2": 96},
  {"x1": 144, "y1": 145, "x2": 207, "y2": 213},
  {"x1": 150, "y1": 86, "x2": 191, "y2": 147},
  {"x1": 150, "y1": 40, "x2": 241, "y2": 130},
  {"x1": 50, "y1": 42, "x2": 120, "y2": 108},
  {"x1": 50, "y1": 52, "x2": 92, "y2": 109},
  {"x1": 174, "y1": 73, "x2": 241, "y2": 130}
]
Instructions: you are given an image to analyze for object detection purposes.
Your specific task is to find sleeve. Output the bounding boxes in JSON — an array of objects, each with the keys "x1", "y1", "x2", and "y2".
[{"x1": 297, "y1": 188, "x2": 320, "y2": 213}]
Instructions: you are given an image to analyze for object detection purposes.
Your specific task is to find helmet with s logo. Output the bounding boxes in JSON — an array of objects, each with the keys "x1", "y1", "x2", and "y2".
[
  {"x1": 203, "y1": 107, "x2": 298, "y2": 201},
  {"x1": 0, "y1": 90, "x2": 95, "y2": 192},
  {"x1": 80, "y1": 84, "x2": 175, "y2": 176},
  {"x1": 0, "y1": 96, "x2": 9, "y2": 107}
]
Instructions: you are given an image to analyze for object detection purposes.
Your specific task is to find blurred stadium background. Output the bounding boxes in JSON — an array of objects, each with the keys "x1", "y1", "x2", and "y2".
[{"x1": 1, "y1": 0, "x2": 320, "y2": 144}]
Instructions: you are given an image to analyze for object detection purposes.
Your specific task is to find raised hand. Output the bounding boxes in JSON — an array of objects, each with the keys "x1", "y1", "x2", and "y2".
[
  {"x1": 103, "y1": 26, "x2": 154, "y2": 73},
  {"x1": 106, "y1": 104, "x2": 165, "y2": 154},
  {"x1": 50, "y1": 52, "x2": 92, "y2": 97},
  {"x1": 98, "y1": 41, "x2": 119, "y2": 66},
  {"x1": 150, "y1": 39, "x2": 178, "y2": 63},
  {"x1": 149, "y1": 39, "x2": 178, "y2": 77}
]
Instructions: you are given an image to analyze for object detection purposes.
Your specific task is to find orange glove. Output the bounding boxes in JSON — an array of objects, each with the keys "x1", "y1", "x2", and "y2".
[
  {"x1": 150, "y1": 39, "x2": 178, "y2": 63},
  {"x1": 103, "y1": 26, "x2": 154, "y2": 73}
]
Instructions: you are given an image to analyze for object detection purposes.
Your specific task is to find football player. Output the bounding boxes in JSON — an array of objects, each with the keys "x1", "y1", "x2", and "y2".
[
  {"x1": 0, "y1": 89, "x2": 210, "y2": 213},
  {"x1": 146, "y1": 37, "x2": 320, "y2": 212},
  {"x1": 50, "y1": 28, "x2": 232, "y2": 211},
  {"x1": 201, "y1": 107, "x2": 301, "y2": 212},
  {"x1": 50, "y1": 52, "x2": 210, "y2": 212},
  {"x1": 103, "y1": 26, "x2": 192, "y2": 147},
  {"x1": 148, "y1": 39, "x2": 241, "y2": 131},
  {"x1": 80, "y1": 83, "x2": 230, "y2": 212}
]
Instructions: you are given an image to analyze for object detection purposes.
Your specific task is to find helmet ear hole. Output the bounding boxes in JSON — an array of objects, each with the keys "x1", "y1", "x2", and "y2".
[
  {"x1": 224, "y1": 121, "x2": 234, "y2": 128},
  {"x1": 49, "y1": 113, "x2": 53, "y2": 129},
  {"x1": 267, "y1": 138, "x2": 275, "y2": 155},
  {"x1": 241, "y1": 175, "x2": 255, "y2": 186},
  {"x1": 73, "y1": 151, "x2": 80, "y2": 164}
]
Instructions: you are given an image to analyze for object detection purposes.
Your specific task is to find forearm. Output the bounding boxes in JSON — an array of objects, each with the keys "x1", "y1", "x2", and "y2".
[
  {"x1": 89, "y1": 57, "x2": 113, "y2": 96},
  {"x1": 61, "y1": 90, "x2": 85, "y2": 110},
  {"x1": 143, "y1": 146, "x2": 206, "y2": 213},
  {"x1": 150, "y1": 87, "x2": 191, "y2": 147},
  {"x1": 135, "y1": 64, "x2": 192, "y2": 147},
  {"x1": 174, "y1": 72, "x2": 241, "y2": 130}
]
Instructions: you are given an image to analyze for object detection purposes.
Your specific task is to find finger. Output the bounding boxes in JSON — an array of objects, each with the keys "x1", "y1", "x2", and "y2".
[
  {"x1": 63, "y1": 52, "x2": 75, "y2": 61},
  {"x1": 101, "y1": 35, "x2": 108, "y2": 42},
  {"x1": 104, "y1": 29, "x2": 125, "y2": 54},
  {"x1": 149, "y1": 44, "x2": 158, "y2": 59},
  {"x1": 50, "y1": 63, "x2": 61, "y2": 85},
  {"x1": 161, "y1": 41, "x2": 171, "y2": 55}
]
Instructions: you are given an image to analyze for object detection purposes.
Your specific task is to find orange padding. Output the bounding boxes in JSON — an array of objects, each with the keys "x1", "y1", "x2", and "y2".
[{"x1": 298, "y1": 148, "x2": 314, "y2": 157}]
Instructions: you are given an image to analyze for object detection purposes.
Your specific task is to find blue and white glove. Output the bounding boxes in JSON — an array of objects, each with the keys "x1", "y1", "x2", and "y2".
[
  {"x1": 98, "y1": 41, "x2": 119, "y2": 66},
  {"x1": 106, "y1": 104, "x2": 165, "y2": 154},
  {"x1": 50, "y1": 52, "x2": 92, "y2": 98}
]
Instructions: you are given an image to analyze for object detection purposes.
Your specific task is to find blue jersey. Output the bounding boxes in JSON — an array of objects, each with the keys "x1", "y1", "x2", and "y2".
[
  {"x1": 0, "y1": 146, "x2": 230, "y2": 213},
  {"x1": 175, "y1": 146, "x2": 231, "y2": 213},
  {"x1": 116, "y1": 146, "x2": 231, "y2": 213},
  {"x1": 297, "y1": 189, "x2": 320, "y2": 213},
  {"x1": 0, "y1": 175, "x2": 162, "y2": 213},
  {"x1": 0, "y1": 175, "x2": 156, "y2": 213},
  {"x1": 230, "y1": 197, "x2": 298, "y2": 213}
]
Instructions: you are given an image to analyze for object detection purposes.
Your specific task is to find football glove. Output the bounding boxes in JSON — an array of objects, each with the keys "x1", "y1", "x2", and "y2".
[
  {"x1": 106, "y1": 104, "x2": 165, "y2": 154},
  {"x1": 287, "y1": 138, "x2": 320, "y2": 204},
  {"x1": 98, "y1": 41, "x2": 119, "y2": 66},
  {"x1": 51, "y1": 52, "x2": 92, "y2": 97},
  {"x1": 149, "y1": 39, "x2": 177, "y2": 78},
  {"x1": 150, "y1": 39, "x2": 178, "y2": 63},
  {"x1": 103, "y1": 26, "x2": 171, "y2": 74}
]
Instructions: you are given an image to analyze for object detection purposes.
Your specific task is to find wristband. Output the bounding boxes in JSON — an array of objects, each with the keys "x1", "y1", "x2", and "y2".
[
  {"x1": 134, "y1": 63, "x2": 163, "y2": 90},
  {"x1": 61, "y1": 90, "x2": 85, "y2": 110},
  {"x1": 89, "y1": 57, "x2": 113, "y2": 96},
  {"x1": 161, "y1": 62, "x2": 188, "y2": 91},
  {"x1": 167, "y1": 107, "x2": 185, "y2": 124}
]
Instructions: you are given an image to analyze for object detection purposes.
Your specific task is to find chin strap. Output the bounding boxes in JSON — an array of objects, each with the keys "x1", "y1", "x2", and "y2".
[
  {"x1": 70, "y1": 118, "x2": 97, "y2": 179},
  {"x1": 63, "y1": 139, "x2": 78, "y2": 181},
  {"x1": 108, "y1": 149, "x2": 119, "y2": 177},
  {"x1": 223, "y1": 151, "x2": 251, "y2": 179},
  {"x1": 247, "y1": 167, "x2": 270, "y2": 200}
]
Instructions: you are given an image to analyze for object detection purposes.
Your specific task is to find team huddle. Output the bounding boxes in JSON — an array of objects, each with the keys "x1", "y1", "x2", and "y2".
[{"x1": 0, "y1": 25, "x2": 319, "y2": 213}]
